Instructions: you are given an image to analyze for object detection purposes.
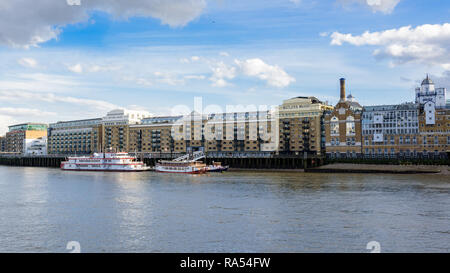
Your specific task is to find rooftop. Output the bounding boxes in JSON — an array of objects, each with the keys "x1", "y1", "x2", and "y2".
[
  {"x1": 421, "y1": 74, "x2": 434, "y2": 85},
  {"x1": 363, "y1": 102, "x2": 418, "y2": 111}
]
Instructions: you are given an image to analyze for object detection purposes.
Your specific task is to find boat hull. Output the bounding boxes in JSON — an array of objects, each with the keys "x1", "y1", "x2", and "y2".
[
  {"x1": 155, "y1": 169, "x2": 206, "y2": 174},
  {"x1": 206, "y1": 166, "x2": 229, "y2": 172},
  {"x1": 61, "y1": 168, "x2": 150, "y2": 172},
  {"x1": 60, "y1": 152, "x2": 150, "y2": 172}
]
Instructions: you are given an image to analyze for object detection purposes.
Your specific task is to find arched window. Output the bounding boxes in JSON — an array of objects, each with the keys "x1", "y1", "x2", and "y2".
[
  {"x1": 330, "y1": 116, "x2": 339, "y2": 135},
  {"x1": 346, "y1": 116, "x2": 355, "y2": 136}
]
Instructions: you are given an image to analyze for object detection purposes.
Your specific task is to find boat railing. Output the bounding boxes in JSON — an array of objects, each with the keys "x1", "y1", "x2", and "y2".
[{"x1": 173, "y1": 151, "x2": 205, "y2": 162}]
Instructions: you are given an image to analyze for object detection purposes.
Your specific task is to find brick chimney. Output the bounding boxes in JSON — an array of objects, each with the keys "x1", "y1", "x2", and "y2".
[{"x1": 340, "y1": 78, "x2": 346, "y2": 102}]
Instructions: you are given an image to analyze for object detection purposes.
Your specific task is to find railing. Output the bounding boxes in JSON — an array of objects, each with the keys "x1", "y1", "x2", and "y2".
[
  {"x1": 173, "y1": 151, "x2": 205, "y2": 161},
  {"x1": 0, "y1": 151, "x2": 326, "y2": 159},
  {"x1": 0, "y1": 153, "x2": 67, "y2": 158}
]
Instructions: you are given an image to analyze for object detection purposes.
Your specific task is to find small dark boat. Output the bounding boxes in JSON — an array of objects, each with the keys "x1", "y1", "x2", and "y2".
[{"x1": 206, "y1": 162, "x2": 229, "y2": 172}]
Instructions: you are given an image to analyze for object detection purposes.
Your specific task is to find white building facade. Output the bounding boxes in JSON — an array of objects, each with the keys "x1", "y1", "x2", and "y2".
[
  {"x1": 102, "y1": 109, "x2": 151, "y2": 126},
  {"x1": 24, "y1": 137, "x2": 47, "y2": 155},
  {"x1": 415, "y1": 75, "x2": 447, "y2": 125}
]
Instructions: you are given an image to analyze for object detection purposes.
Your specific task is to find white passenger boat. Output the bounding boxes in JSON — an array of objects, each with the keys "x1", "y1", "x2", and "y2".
[
  {"x1": 61, "y1": 152, "x2": 151, "y2": 172},
  {"x1": 155, "y1": 151, "x2": 207, "y2": 174}
]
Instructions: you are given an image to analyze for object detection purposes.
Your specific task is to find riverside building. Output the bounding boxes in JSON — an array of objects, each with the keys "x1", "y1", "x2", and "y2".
[
  {"x1": 362, "y1": 103, "x2": 419, "y2": 158},
  {"x1": 102, "y1": 109, "x2": 151, "y2": 152},
  {"x1": 47, "y1": 118, "x2": 103, "y2": 155},
  {"x1": 324, "y1": 76, "x2": 449, "y2": 160},
  {"x1": 48, "y1": 109, "x2": 150, "y2": 155},
  {"x1": 204, "y1": 110, "x2": 277, "y2": 155},
  {"x1": 8, "y1": 75, "x2": 447, "y2": 160},
  {"x1": 416, "y1": 76, "x2": 449, "y2": 158},
  {"x1": 5, "y1": 123, "x2": 48, "y2": 154},
  {"x1": 324, "y1": 78, "x2": 363, "y2": 158},
  {"x1": 278, "y1": 96, "x2": 333, "y2": 156},
  {"x1": 0, "y1": 136, "x2": 6, "y2": 152},
  {"x1": 129, "y1": 115, "x2": 183, "y2": 153}
]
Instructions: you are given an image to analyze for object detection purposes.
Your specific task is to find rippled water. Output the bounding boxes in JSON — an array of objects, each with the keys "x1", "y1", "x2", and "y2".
[{"x1": 0, "y1": 165, "x2": 449, "y2": 252}]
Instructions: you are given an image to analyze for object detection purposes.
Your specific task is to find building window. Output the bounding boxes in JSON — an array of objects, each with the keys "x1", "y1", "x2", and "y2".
[
  {"x1": 405, "y1": 136, "x2": 410, "y2": 144},
  {"x1": 346, "y1": 116, "x2": 355, "y2": 136},
  {"x1": 331, "y1": 116, "x2": 339, "y2": 135}
]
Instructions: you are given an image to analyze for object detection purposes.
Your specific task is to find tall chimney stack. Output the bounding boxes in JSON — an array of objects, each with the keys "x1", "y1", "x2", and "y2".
[{"x1": 340, "y1": 78, "x2": 346, "y2": 102}]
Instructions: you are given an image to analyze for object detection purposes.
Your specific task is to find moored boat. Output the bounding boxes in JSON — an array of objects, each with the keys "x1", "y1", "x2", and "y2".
[
  {"x1": 155, "y1": 160, "x2": 207, "y2": 174},
  {"x1": 206, "y1": 162, "x2": 229, "y2": 172},
  {"x1": 155, "y1": 151, "x2": 207, "y2": 174},
  {"x1": 61, "y1": 152, "x2": 151, "y2": 172}
]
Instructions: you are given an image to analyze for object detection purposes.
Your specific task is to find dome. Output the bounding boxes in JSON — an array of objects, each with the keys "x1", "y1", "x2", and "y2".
[
  {"x1": 347, "y1": 94, "x2": 356, "y2": 102},
  {"x1": 421, "y1": 74, "x2": 433, "y2": 85}
]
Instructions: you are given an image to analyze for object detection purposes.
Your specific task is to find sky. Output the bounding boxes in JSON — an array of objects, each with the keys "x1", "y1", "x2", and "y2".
[{"x1": 0, "y1": 0, "x2": 450, "y2": 135}]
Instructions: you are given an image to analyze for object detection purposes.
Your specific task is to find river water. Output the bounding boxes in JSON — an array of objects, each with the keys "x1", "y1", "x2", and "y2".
[{"x1": 0, "y1": 166, "x2": 448, "y2": 253}]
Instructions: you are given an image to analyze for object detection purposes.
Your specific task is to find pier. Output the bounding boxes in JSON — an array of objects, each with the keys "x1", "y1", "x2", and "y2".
[{"x1": 0, "y1": 153, "x2": 325, "y2": 169}]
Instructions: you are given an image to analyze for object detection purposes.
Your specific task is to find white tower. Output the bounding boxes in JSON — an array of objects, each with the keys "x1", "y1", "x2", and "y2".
[{"x1": 415, "y1": 75, "x2": 446, "y2": 108}]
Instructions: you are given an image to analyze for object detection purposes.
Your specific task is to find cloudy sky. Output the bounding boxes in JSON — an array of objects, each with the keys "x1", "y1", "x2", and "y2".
[{"x1": 0, "y1": 0, "x2": 449, "y2": 134}]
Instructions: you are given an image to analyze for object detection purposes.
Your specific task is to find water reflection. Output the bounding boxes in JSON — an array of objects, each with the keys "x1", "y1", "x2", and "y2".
[{"x1": 0, "y1": 166, "x2": 449, "y2": 252}]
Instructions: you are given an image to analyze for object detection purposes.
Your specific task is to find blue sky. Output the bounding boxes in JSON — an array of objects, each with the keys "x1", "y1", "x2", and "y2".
[{"x1": 0, "y1": 0, "x2": 449, "y2": 134}]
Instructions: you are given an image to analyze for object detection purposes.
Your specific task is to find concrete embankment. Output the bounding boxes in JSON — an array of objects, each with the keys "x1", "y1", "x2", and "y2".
[{"x1": 305, "y1": 163, "x2": 448, "y2": 175}]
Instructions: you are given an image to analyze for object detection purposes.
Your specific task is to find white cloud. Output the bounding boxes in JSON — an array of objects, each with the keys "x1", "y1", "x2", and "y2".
[
  {"x1": 0, "y1": 107, "x2": 56, "y2": 117},
  {"x1": 0, "y1": 106, "x2": 55, "y2": 135},
  {"x1": 330, "y1": 23, "x2": 450, "y2": 66},
  {"x1": 0, "y1": 0, "x2": 206, "y2": 48},
  {"x1": 365, "y1": 0, "x2": 400, "y2": 13},
  {"x1": 88, "y1": 64, "x2": 121, "y2": 73},
  {"x1": 0, "y1": 90, "x2": 118, "y2": 111},
  {"x1": 180, "y1": 58, "x2": 190, "y2": 64},
  {"x1": 67, "y1": 63, "x2": 120, "y2": 73},
  {"x1": 179, "y1": 56, "x2": 200, "y2": 63},
  {"x1": 219, "y1": 52, "x2": 230, "y2": 57},
  {"x1": 432, "y1": 71, "x2": 450, "y2": 90},
  {"x1": 50, "y1": 95, "x2": 118, "y2": 111},
  {"x1": 209, "y1": 61, "x2": 236, "y2": 87},
  {"x1": 0, "y1": 115, "x2": 15, "y2": 135},
  {"x1": 18, "y1": 58, "x2": 38, "y2": 68},
  {"x1": 154, "y1": 71, "x2": 184, "y2": 86},
  {"x1": 184, "y1": 75, "x2": 206, "y2": 80},
  {"x1": 339, "y1": 0, "x2": 401, "y2": 14},
  {"x1": 136, "y1": 78, "x2": 153, "y2": 86},
  {"x1": 66, "y1": 0, "x2": 81, "y2": 6},
  {"x1": 235, "y1": 58, "x2": 296, "y2": 88},
  {"x1": 0, "y1": 73, "x2": 80, "y2": 94},
  {"x1": 67, "y1": 63, "x2": 83, "y2": 73}
]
